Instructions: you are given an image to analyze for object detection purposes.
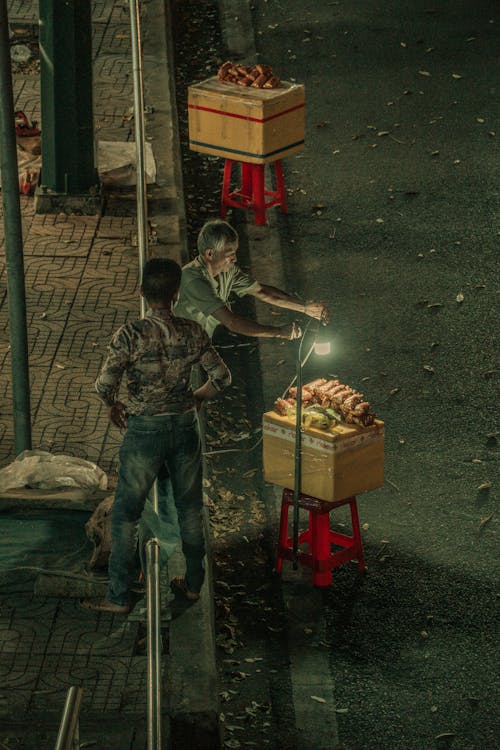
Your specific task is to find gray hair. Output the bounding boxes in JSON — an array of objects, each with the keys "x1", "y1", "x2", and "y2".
[{"x1": 197, "y1": 219, "x2": 238, "y2": 256}]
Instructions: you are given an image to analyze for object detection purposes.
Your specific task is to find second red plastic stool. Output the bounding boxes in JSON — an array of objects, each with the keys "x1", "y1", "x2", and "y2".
[{"x1": 220, "y1": 159, "x2": 287, "y2": 226}]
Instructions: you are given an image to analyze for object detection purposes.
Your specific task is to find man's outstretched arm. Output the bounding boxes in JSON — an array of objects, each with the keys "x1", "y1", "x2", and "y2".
[
  {"x1": 212, "y1": 305, "x2": 301, "y2": 339},
  {"x1": 248, "y1": 283, "x2": 329, "y2": 323}
]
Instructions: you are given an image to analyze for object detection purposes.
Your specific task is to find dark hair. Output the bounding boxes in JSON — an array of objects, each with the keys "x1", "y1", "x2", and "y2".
[
  {"x1": 197, "y1": 219, "x2": 238, "y2": 255},
  {"x1": 141, "y1": 258, "x2": 182, "y2": 305}
]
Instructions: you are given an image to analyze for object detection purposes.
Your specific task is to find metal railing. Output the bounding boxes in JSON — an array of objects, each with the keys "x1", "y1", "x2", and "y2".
[
  {"x1": 146, "y1": 536, "x2": 163, "y2": 747},
  {"x1": 129, "y1": 0, "x2": 148, "y2": 318},
  {"x1": 54, "y1": 686, "x2": 83, "y2": 750},
  {"x1": 128, "y1": 1, "x2": 163, "y2": 746}
]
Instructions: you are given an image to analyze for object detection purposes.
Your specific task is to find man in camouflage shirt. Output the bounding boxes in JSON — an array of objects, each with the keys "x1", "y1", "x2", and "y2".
[{"x1": 82, "y1": 258, "x2": 231, "y2": 613}]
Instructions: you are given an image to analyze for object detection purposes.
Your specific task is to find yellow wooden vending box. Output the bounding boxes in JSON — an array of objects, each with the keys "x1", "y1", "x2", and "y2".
[
  {"x1": 263, "y1": 411, "x2": 384, "y2": 502},
  {"x1": 188, "y1": 77, "x2": 305, "y2": 164}
]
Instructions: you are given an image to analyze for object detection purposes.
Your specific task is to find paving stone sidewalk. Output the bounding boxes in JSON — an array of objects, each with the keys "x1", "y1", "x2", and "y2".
[
  {"x1": 0, "y1": 2, "x2": 205, "y2": 747},
  {"x1": 1, "y1": 1, "x2": 144, "y2": 474}
]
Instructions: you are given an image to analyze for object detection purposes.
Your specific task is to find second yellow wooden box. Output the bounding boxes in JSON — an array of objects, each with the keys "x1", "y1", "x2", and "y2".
[{"x1": 188, "y1": 77, "x2": 305, "y2": 164}]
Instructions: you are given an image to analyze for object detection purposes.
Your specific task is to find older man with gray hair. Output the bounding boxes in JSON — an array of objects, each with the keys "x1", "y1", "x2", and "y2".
[{"x1": 175, "y1": 219, "x2": 329, "y2": 340}]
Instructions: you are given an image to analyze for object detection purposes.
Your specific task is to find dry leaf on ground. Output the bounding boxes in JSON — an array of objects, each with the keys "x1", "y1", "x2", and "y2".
[
  {"x1": 477, "y1": 481, "x2": 492, "y2": 491},
  {"x1": 479, "y1": 512, "x2": 494, "y2": 530},
  {"x1": 242, "y1": 469, "x2": 258, "y2": 478}
]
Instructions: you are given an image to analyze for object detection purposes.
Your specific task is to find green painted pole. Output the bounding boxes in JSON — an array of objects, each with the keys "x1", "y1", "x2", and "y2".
[
  {"x1": 39, "y1": 0, "x2": 96, "y2": 194},
  {"x1": 0, "y1": 0, "x2": 32, "y2": 453}
]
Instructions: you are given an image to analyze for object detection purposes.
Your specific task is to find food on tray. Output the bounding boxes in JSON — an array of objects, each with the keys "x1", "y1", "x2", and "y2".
[
  {"x1": 217, "y1": 61, "x2": 281, "y2": 89},
  {"x1": 274, "y1": 378, "x2": 376, "y2": 428}
]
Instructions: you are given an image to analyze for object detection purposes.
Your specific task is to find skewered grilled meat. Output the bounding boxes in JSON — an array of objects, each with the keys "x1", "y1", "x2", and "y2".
[
  {"x1": 288, "y1": 386, "x2": 314, "y2": 401},
  {"x1": 305, "y1": 378, "x2": 328, "y2": 390},
  {"x1": 217, "y1": 61, "x2": 282, "y2": 89},
  {"x1": 331, "y1": 388, "x2": 354, "y2": 404},
  {"x1": 315, "y1": 379, "x2": 339, "y2": 394},
  {"x1": 274, "y1": 397, "x2": 296, "y2": 416},
  {"x1": 343, "y1": 394, "x2": 364, "y2": 410},
  {"x1": 273, "y1": 378, "x2": 376, "y2": 428},
  {"x1": 325, "y1": 383, "x2": 348, "y2": 396},
  {"x1": 352, "y1": 401, "x2": 371, "y2": 415}
]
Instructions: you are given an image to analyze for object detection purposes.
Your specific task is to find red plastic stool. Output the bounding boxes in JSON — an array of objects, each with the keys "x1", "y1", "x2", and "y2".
[
  {"x1": 220, "y1": 159, "x2": 287, "y2": 226},
  {"x1": 276, "y1": 488, "x2": 366, "y2": 586}
]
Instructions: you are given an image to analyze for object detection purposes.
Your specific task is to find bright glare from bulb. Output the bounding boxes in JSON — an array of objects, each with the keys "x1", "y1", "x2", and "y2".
[{"x1": 313, "y1": 341, "x2": 331, "y2": 356}]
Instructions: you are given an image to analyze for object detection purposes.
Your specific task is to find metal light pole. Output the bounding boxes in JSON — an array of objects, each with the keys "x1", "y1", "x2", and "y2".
[
  {"x1": 0, "y1": 0, "x2": 32, "y2": 454},
  {"x1": 38, "y1": 0, "x2": 97, "y2": 199},
  {"x1": 129, "y1": 0, "x2": 148, "y2": 319},
  {"x1": 292, "y1": 320, "x2": 315, "y2": 568},
  {"x1": 292, "y1": 320, "x2": 330, "y2": 567},
  {"x1": 128, "y1": 4, "x2": 162, "y2": 747},
  {"x1": 292, "y1": 337, "x2": 304, "y2": 569}
]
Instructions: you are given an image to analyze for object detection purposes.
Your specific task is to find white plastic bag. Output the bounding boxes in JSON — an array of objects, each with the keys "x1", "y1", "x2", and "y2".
[
  {"x1": 0, "y1": 450, "x2": 108, "y2": 492},
  {"x1": 97, "y1": 140, "x2": 156, "y2": 186}
]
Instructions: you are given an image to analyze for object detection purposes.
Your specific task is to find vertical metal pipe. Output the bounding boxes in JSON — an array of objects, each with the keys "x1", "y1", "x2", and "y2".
[
  {"x1": 292, "y1": 346, "x2": 302, "y2": 569},
  {"x1": 0, "y1": 0, "x2": 32, "y2": 454},
  {"x1": 39, "y1": 0, "x2": 95, "y2": 195},
  {"x1": 146, "y1": 538, "x2": 162, "y2": 748},
  {"x1": 128, "y1": 0, "x2": 148, "y2": 319},
  {"x1": 151, "y1": 480, "x2": 159, "y2": 517},
  {"x1": 54, "y1": 686, "x2": 83, "y2": 750},
  {"x1": 129, "y1": 11, "x2": 161, "y2": 748},
  {"x1": 292, "y1": 320, "x2": 317, "y2": 567}
]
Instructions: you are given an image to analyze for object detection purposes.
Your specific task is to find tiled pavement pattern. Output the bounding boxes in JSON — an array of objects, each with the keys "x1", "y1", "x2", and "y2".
[
  {"x1": 0, "y1": 594, "x2": 148, "y2": 717},
  {"x1": 0, "y1": 1, "x2": 164, "y2": 738},
  {"x1": 0, "y1": 0, "x2": 145, "y2": 473},
  {"x1": 0, "y1": 210, "x2": 140, "y2": 474}
]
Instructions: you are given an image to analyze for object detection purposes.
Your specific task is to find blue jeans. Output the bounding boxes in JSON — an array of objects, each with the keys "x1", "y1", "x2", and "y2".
[{"x1": 107, "y1": 410, "x2": 205, "y2": 605}]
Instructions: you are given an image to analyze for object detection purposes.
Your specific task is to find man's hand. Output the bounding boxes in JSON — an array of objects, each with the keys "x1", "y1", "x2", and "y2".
[
  {"x1": 108, "y1": 401, "x2": 127, "y2": 431},
  {"x1": 279, "y1": 322, "x2": 302, "y2": 340},
  {"x1": 304, "y1": 302, "x2": 330, "y2": 324},
  {"x1": 193, "y1": 380, "x2": 219, "y2": 410}
]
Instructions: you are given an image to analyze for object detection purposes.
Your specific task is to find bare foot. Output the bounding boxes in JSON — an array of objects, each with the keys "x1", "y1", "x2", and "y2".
[
  {"x1": 80, "y1": 597, "x2": 130, "y2": 614},
  {"x1": 170, "y1": 577, "x2": 201, "y2": 602}
]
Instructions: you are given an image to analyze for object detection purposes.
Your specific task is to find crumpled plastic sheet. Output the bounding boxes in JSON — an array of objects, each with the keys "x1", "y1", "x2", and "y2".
[
  {"x1": 97, "y1": 140, "x2": 157, "y2": 186},
  {"x1": 0, "y1": 140, "x2": 156, "y2": 190},
  {"x1": 0, "y1": 450, "x2": 108, "y2": 492}
]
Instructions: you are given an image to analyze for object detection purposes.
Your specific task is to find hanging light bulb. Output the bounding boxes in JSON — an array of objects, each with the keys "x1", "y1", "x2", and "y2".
[
  {"x1": 313, "y1": 340, "x2": 331, "y2": 356},
  {"x1": 313, "y1": 324, "x2": 331, "y2": 356}
]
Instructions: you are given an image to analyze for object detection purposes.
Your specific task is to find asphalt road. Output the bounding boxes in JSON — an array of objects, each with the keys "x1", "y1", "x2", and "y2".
[
  {"x1": 250, "y1": 1, "x2": 499, "y2": 747},
  {"x1": 173, "y1": 0, "x2": 498, "y2": 748}
]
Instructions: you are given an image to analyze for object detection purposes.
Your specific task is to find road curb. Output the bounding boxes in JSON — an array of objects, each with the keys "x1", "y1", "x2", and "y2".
[
  {"x1": 143, "y1": 1, "x2": 221, "y2": 747},
  {"x1": 218, "y1": 1, "x2": 340, "y2": 747}
]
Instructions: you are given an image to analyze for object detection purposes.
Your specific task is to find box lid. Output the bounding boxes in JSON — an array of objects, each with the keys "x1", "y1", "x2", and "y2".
[
  {"x1": 263, "y1": 411, "x2": 384, "y2": 453},
  {"x1": 188, "y1": 77, "x2": 305, "y2": 117}
]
